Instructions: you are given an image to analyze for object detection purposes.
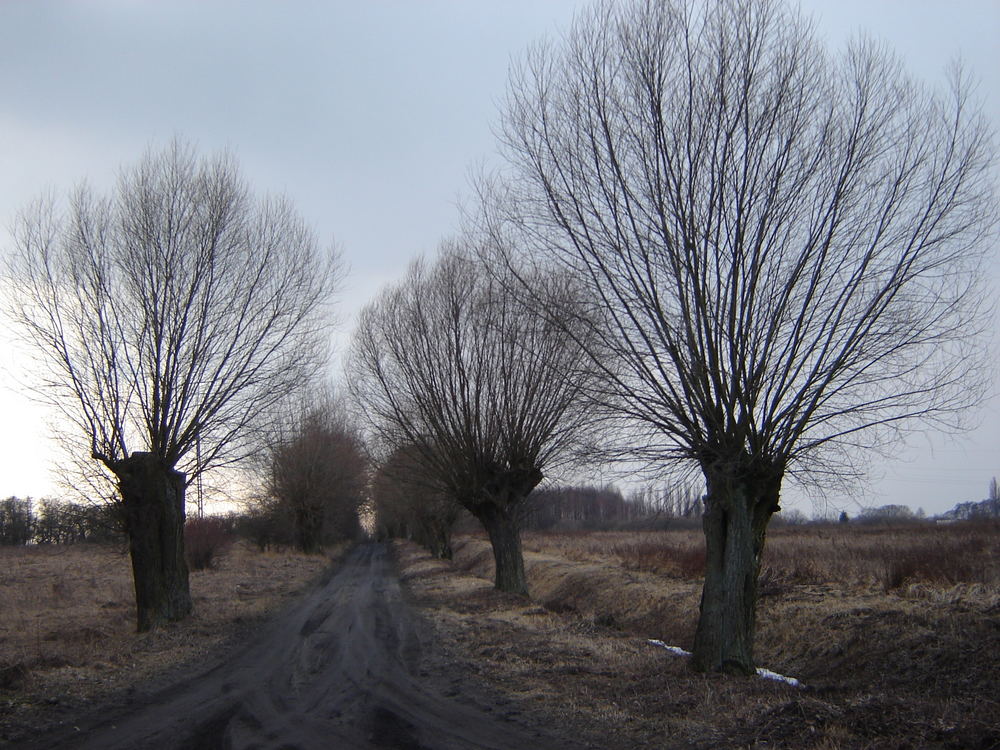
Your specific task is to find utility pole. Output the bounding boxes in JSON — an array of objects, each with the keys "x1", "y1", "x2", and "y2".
[{"x1": 196, "y1": 435, "x2": 204, "y2": 518}]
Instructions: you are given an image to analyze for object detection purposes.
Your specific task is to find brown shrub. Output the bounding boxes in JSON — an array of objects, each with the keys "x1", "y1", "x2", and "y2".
[
  {"x1": 764, "y1": 522, "x2": 999, "y2": 589},
  {"x1": 184, "y1": 516, "x2": 233, "y2": 570},
  {"x1": 610, "y1": 539, "x2": 706, "y2": 578}
]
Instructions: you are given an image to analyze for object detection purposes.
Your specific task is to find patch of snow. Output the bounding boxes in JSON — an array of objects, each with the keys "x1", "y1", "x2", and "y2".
[
  {"x1": 647, "y1": 639, "x2": 691, "y2": 657},
  {"x1": 647, "y1": 639, "x2": 803, "y2": 688},
  {"x1": 755, "y1": 667, "x2": 801, "y2": 687}
]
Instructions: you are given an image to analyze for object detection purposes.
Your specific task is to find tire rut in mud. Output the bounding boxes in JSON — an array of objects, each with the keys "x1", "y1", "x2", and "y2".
[{"x1": 23, "y1": 543, "x2": 567, "y2": 750}]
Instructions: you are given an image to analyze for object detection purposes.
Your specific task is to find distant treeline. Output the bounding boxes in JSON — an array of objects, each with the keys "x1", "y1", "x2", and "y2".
[
  {"x1": 519, "y1": 486, "x2": 1000, "y2": 532},
  {"x1": 0, "y1": 495, "x2": 360, "y2": 550},
  {"x1": 0, "y1": 497, "x2": 122, "y2": 545},
  {"x1": 522, "y1": 484, "x2": 703, "y2": 532},
  {"x1": 937, "y1": 497, "x2": 1000, "y2": 522}
]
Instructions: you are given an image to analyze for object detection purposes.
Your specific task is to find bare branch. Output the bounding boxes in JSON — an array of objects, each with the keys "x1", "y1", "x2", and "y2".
[{"x1": 5, "y1": 139, "x2": 342, "y2": 483}]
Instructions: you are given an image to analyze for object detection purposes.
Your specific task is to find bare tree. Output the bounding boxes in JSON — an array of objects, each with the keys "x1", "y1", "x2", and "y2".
[
  {"x1": 5, "y1": 141, "x2": 341, "y2": 630},
  {"x1": 267, "y1": 391, "x2": 367, "y2": 554},
  {"x1": 493, "y1": 0, "x2": 996, "y2": 672},
  {"x1": 348, "y1": 242, "x2": 597, "y2": 594}
]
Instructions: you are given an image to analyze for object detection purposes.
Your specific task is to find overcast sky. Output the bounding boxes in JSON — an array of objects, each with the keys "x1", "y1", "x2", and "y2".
[{"x1": 1, "y1": 1, "x2": 997, "y2": 516}]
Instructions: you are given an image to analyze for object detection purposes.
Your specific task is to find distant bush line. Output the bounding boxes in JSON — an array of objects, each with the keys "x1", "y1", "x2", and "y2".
[{"x1": 0, "y1": 496, "x2": 359, "y2": 556}]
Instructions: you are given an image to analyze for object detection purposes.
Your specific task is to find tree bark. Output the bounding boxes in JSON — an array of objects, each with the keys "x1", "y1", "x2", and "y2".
[
  {"x1": 690, "y1": 466, "x2": 779, "y2": 674},
  {"x1": 294, "y1": 504, "x2": 324, "y2": 555},
  {"x1": 113, "y1": 452, "x2": 192, "y2": 632},
  {"x1": 476, "y1": 503, "x2": 528, "y2": 595}
]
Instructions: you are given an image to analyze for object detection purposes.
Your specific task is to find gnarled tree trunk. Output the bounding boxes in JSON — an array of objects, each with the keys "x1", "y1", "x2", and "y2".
[
  {"x1": 113, "y1": 452, "x2": 192, "y2": 632},
  {"x1": 475, "y1": 502, "x2": 528, "y2": 595},
  {"x1": 691, "y1": 466, "x2": 780, "y2": 674}
]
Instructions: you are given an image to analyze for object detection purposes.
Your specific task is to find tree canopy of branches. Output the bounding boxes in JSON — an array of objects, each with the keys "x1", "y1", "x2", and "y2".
[
  {"x1": 6, "y1": 141, "x2": 341, "y2": 630},
  {"x1": 348, "y1": 244, "x2": 597, "y2": 594},
  {"x1": 493, "y1": 0, "x2": 996, "y2": 672},
  {"x1": 267, "y1": 392, "x2": 367, "y2": 554}
]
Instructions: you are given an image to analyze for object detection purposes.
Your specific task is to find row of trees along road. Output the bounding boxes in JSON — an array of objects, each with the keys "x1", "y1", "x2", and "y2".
[
  {"x1": 5, "y1": 141, "x2": 342, "y2": 631},
  {"x1": 265, "y1": 390, "x2": 367, "y2": 554},
  {"x1": 348, "y1": 245, "x2": 601, "y2": 594},
  {"x1": 3, "y1": 0, "x2": 995, "y2": 678},
  {"x1": 478, "y1": 0, "x2": 996, "y2": 673},
  {"x1": 371, "y1": 445, "x2": 463, "y2": 560}
]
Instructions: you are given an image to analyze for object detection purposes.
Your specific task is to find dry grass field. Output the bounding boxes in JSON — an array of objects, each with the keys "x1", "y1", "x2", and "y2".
[
  {"x1": 0, "y1": 541, "x2": 333, "y2": 744},
  {"x1": 2, "y1": 525, "x2": 996, "y2": 748},
  {"x1": 398, "y1": 523, "x2": 1000, "y2": 748},
  {"x1": 526, "y1": 522, "x2": 1000, "y2": 594}
]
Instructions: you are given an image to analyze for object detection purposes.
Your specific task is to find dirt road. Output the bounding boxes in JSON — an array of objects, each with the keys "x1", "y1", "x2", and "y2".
[{"x1": 24, "y1": 543, "x2": 570, "y2": 750}]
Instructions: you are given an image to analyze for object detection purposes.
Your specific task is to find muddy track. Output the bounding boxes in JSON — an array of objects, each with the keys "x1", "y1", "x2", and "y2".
[{"x1": 24, "y1": 543, "x2": 569, "y2": 750}]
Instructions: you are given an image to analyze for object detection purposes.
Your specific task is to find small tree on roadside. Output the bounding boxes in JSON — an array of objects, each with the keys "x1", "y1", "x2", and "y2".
[
  {"x1": 348, "y1": 243, "x2": 598, "y2": 594},
  {"x1": 267, "y1": 392, "x2": 367, "y2": 554},
  {"x1": 492, "y1": 0, "x2": 996, "y2": 672},
  {"x1": 5, "y1": 141, "x2": 341, "y2": 630}
]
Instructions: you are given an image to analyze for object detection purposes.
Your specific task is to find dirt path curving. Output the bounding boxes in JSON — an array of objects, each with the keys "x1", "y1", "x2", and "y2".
[{"x1": 22, "y1": 543, "x2": 572, "y2": 750}]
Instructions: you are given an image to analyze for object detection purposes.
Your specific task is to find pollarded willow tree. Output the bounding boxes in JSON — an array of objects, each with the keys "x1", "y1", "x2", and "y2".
[
  {"x1": 492, "y1": 0, "x2": 997, "y2": 672},
  {"x1": 6, "y1": 141, "x2": 341, "y2": 631},
  {"x1": 348, "y1": 243, "x2": 598, "y2": 594}
]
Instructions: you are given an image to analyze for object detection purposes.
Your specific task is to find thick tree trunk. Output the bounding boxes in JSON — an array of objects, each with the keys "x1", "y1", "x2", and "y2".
[
  {"x1": 690, "y1": 467, "x2": 779, "y2": 674},
  {"x1": 113, "y1": 452, "x2": 192, "y2": 632},
  {"x1": 476, "y1": 503, "x2": 528, "y2": 595}
]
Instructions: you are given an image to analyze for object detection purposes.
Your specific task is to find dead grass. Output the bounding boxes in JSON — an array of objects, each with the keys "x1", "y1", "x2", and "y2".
[
  {"x1": 0, "y1": 541, "x2": 333, "y2": 742},
  {"x1": 523, "y1": 522, "x2": 1000, "y2": 600},
  {"x1": 414, "y1": 528, "x2": 1000, "y2": 748}
]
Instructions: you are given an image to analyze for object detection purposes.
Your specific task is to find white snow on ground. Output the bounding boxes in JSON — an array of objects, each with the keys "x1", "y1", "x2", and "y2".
[
  {"x1": 647, "y1": 639, "x2": 803, "y2": 687},
  {"x1": 754, "y1": 667, "x2": 801, "y2": 687},
  {"x1": 648, "y1": 639, "x2": 691, "y2": 657}
]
